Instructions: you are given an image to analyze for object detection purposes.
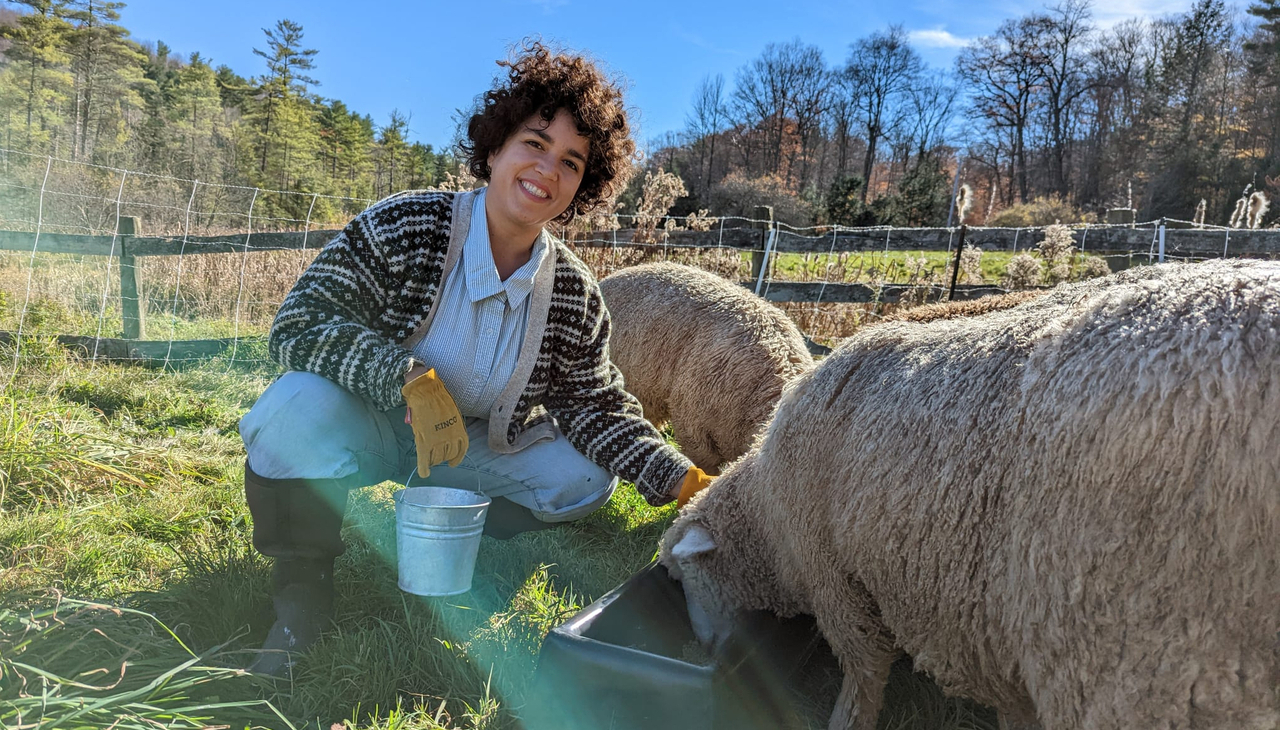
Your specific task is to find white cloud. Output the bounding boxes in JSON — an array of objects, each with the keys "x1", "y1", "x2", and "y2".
[
  {"x1": 1091, "y1": 0, "x2": 1196, "y2": 27},
  {"x1": 669, "y1": 23, "x2": 745, "y2": 57},
  {"x1": 530, "y1": 0, "x2": 568, "y2": 13},
  {"x1": 908, "y1": 28, "x2": 971, "y2": 49}
]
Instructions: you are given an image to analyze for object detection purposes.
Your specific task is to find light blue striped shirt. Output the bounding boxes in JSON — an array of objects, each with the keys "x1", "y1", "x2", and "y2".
[{"x1": 412, "y1": 189, "x2": 549, "y2": 418}]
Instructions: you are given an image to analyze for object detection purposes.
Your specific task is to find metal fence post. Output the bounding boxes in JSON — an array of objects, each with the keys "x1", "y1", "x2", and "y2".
[
  {"x1": 118, "y1": 216, "x2": 145, "y2": 340},
  {"x1": 750, "y1": 206, "x2": 774, "y2": 283},
  {"x1": 1157, "y1": 219, "x2": 1166, "y2": 264}
]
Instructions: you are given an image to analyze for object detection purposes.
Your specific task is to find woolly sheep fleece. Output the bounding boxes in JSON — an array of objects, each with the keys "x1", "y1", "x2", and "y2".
[
  {"x1": 599, "y1": 262, "x2": 813, "y2": 472},
  {"x1": 660, "y1": 259, "x2": 1280, "y2": 730}
]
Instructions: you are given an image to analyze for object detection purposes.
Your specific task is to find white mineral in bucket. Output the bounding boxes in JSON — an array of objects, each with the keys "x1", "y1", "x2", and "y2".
[{"x1": 393, "y1": 486, "x2": 491, "y2": 596}]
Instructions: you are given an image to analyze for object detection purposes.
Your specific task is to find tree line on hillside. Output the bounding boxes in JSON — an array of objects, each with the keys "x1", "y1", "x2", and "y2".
[
  {"x1": 656, "y1": 0, "x2": 1280, "y2": 229},
  {"x1": 4, "y1": 0, "x2": 1280, "y2": 230},
  {"x1": 0, "y1": 1, "x2": 463, "y2": 224}
]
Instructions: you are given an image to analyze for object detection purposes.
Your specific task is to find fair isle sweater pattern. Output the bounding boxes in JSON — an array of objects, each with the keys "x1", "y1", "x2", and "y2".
[{"x1": 268, "y1": 190, "x2": 689, "y2": 505}]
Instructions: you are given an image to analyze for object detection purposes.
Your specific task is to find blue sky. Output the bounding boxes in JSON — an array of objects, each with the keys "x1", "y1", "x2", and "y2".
[{"x1": 115, "y1": 0, "x2": 1209, "y2": 152}]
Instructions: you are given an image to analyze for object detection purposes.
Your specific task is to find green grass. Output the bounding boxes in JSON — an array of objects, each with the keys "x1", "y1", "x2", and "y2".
[
  {"x1": 1, "y1": 326, "x2": 997, "y2": 730},
  {"x1": 0, "y1": 338, "x2": 679, "y2": 729},
  {"x1": 754, "y1": 249, "x2": 1022, "y2": 284}
]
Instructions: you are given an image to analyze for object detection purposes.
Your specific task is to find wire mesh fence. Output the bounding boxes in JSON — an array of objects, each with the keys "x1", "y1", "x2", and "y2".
[{"x1": 3, "y1": 148, "x2": 1278, "y2": 375}]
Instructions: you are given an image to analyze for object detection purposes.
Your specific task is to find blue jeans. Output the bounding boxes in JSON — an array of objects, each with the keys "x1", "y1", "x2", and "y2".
[{"x1": 239, "y1": 371, "x2": 617, "y2": 522}]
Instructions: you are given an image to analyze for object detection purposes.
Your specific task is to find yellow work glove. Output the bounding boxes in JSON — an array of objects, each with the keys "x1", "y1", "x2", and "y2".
[
  {"x1": 677, "y1": 466, "x2": 714, "y2": 508},
  {"x1": 402, "y1": 368, "x2": 468, "y2": 478}
]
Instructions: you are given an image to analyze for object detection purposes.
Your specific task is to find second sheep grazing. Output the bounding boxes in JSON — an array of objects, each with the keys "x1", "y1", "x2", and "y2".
[
  {"x1": 659, "y1": 259, "x2": 1280, "y2": 730},
  {"x1": 599, "y1": 262, "x2": 814, "y2": 473}
]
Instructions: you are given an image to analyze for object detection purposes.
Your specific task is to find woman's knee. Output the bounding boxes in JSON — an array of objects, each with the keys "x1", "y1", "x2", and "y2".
[
  {"x1": 535, "y1": 474, "x2": 617, "y2": 522},
  {"x1": 526, "y1": 456, "x2": 618, "y2": 521},
  {"x1": 240, "y1": 372, "x2": 396, "y2": 481}
]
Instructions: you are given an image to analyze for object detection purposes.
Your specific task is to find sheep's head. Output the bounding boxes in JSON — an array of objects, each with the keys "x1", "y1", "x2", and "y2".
[
  {"x1": 661, "y1": 510, "x2": 736, "y2": 649},
  {"x1": 659, "y1": 457, "x2": 776, "y2": 650}
]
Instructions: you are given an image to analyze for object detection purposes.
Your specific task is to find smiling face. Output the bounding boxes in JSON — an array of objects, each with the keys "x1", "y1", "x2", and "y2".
[{"x1": 484, "y1": 109, "x2": 589, "y2": 245}]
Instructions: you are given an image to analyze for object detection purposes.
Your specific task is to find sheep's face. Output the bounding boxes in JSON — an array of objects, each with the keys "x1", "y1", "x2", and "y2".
[
  {"x1": 661, "y1": 513, "x2": 738, "y2": 650},
  {"x1": 661, "y1": 454, "x2": 783, "y2": 651}
]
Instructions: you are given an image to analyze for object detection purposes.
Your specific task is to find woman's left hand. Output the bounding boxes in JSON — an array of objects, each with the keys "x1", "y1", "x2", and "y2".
[
  {"x1": 677, "y1": 466, "x2": 714, "y2": 507},
  {"x1": 402, "y1": 368, "x2": 469, "y2": 476}
]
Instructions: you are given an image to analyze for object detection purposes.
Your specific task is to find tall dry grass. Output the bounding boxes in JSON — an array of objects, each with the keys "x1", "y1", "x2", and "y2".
[{"x1": 138, "y1": 249, "x2": 318, "y2": 326}]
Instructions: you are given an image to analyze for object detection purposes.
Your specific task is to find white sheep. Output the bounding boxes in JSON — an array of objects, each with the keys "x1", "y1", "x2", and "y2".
[
  {"x1": 660, "y1": 258, "x2": 1280, "y2": 730},
  {"x1": 599, "y1": 262, "x2": 813, "y2": 473}
]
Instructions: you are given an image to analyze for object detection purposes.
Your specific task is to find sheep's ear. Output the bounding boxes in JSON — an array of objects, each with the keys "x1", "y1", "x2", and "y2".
[
  {"x1": 670, "y1": 524, "x2": 717, "y2": 560},
  {"x1": 670, "y1": 524, "x2": 730, "y2": 648}
]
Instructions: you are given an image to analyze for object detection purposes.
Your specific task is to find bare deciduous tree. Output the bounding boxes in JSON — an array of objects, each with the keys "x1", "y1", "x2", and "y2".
[
  {"x1": 1040, "y1": 0, "x2": 1095, "y2": 196},
  {"x1": 956, "y1": 15, "x2": 1051, "y2": 204},
  {"x1": 731, "y1": 39, "x2": 829, "y2": 184},
  {"x1": 846, "y1": 25, "x2": 921, "y2": 202},
  {"x1": 685, "y1": 73, "x2": 728, "y2": 198}
]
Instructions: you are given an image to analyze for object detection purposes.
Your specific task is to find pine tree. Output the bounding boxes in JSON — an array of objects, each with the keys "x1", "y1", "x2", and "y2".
[
  {"x1": 64, "y1": 0, "x2": 147, "y2": 160},
  {"x1": 1144, "y1": 0, "x2": 1231, "y2": 217},
  {"x1": 249, "y1": 19, "x2": 318, "y2": 176},
  {"x1": 317, "y1": 100, "x2": 374, "y2": 197},
  {"x1": 0, "y1": 0, "x2": 73, "y2": 151},
  {"x1": 170, "y1": 53, "x2": 226, "y2": 180},
  {"x1": 213, "y1": 63, "x2": 252, "y2": 109},
  {"x1": 137, "y1": 39, "x2": 179, "y2": 169},
  {"x1": 405, "y1": 142, "x2": 434, "y2": 189},
  {"x1": 376, "y1": 109, "x2": 409, "y2": 196},
  {"x1": 1247, "y1": 0, "x2": 1280, "y2": 167}
]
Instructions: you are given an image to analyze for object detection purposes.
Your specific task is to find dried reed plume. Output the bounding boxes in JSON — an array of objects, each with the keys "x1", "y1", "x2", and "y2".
[
  {"x1": 1193, "y1": 199, "x2": 1207, "y2": 228},
  {"x1": 955, "y1": 184, "x2": 973, "y2": 225},
  {"x1": 1230, "y1": 198, "x2": 1248, "y2": 228},
  {"x1": 1248, "y1": 191, "x2": 1270, "y2": 229},
  {"x1": 1230, "y1": 184, "x2": 1253, "y2": 228}
]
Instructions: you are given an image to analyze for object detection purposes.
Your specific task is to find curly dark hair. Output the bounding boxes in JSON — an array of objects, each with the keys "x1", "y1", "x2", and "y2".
[{"x1": 461, "y1": 40, "x2": 637, "y2": 224}]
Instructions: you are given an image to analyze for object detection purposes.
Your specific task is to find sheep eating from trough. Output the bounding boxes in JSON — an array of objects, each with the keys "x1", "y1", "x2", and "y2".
[
  {"x1": 599, "y1": 262, "x2": 814, "y2": 472},
  {"x1": 659, "y1": 258, "x2": 1280, "y2": 730}
]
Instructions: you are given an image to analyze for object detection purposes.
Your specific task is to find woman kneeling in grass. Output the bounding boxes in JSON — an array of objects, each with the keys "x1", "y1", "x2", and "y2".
[{"x1": 238, "y1": 40, "x2": 712, "y2": 675}]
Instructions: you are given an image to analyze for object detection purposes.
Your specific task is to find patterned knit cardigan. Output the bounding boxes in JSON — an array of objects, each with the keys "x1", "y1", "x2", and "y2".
[{"x1": 268, "y1": 189, "x2": 690, "y2": 505}]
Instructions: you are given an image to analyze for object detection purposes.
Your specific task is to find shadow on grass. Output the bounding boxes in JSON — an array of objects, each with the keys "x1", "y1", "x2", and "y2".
[
  {"x1": 88, "y1": 480, "x2": 677, "y2": 730},
  {"x1": 0, "y1": 596, "x2": 291, "y2": 729},
  {"x1": 5, "y1": 472, "x2": 999, "y2": 730}
]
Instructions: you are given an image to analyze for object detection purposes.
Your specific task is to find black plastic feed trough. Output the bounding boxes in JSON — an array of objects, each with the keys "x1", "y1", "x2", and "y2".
[{"x1": 524, "y1": 562, "x2": 841, "y2": 730}]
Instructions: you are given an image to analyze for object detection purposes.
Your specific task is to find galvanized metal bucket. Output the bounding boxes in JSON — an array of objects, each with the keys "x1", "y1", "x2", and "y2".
[{"x1": 393, "y1": 486, "x2": 491, "y2": 596}]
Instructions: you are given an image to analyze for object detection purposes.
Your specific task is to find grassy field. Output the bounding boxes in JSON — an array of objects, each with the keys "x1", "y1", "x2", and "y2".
[
  {"x1": 0, "y1": 238, "x2": 1044, "y2": 729},
  {"x1": 0, "y1": 335, "x2": 1004, "y2": 730},
  {"x1": 750, "y1": 249, "x2": 1021, "y2": 284},
  {"x1": 1, "y1": 337, "x2": 682, "y2": 729},
  {"x1": 1, "y1": 240, "x2": 1110, "y2": 351}
]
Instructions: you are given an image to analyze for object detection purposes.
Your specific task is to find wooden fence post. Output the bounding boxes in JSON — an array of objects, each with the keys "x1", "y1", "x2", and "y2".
[
  {"x1": 750, "y1": 205, "x2": 774, "y2": 282},
  {"x1": 947, "y1": 224, "x2": 968, "y2": 301},
  {"x1": 1105, "y1": 208, "x2": 1136, "y2": 226},
  {"x1": 118, "y1": 216, "x2": 145, "y2": 340}
]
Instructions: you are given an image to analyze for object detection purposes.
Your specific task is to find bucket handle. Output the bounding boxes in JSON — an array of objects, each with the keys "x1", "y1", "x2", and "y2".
[{"x1": 404, "y1": 465, "x2": 488, "y2": 501}]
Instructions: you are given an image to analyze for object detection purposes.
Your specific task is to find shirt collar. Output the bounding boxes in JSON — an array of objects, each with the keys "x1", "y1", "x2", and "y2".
[
  {"x1": 463, "y1": 188, "x2": 548, "y2": 310},
  {"x1": 463, "y1": 189, "x2": 505, "y2": 303},
  {"x1": 503, "y1": 233, "x2": 547, "y2": 310}
]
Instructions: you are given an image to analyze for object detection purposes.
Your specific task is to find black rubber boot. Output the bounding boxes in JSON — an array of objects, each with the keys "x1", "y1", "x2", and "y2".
[
  {"x1": 243, "y1": 462, "x2": 349, "y2": 676},
  {"x1": 482, "y1": 497, "x2": 560, "y2": 540},
  {"x1": 248, "y1": 558, "x2": 335, "y2": 676}
]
